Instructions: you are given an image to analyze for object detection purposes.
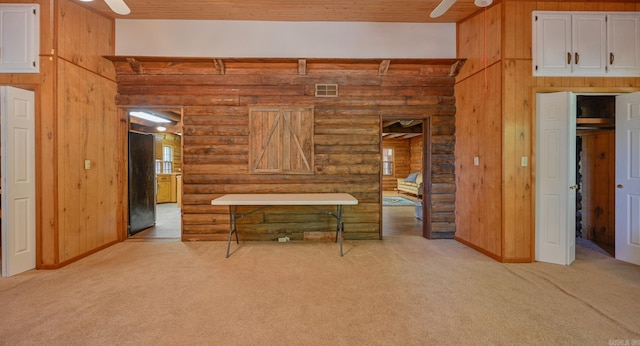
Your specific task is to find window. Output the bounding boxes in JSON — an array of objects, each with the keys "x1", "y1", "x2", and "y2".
[
  {"x1": 162, "y1": 145, "x2": 173, "y2": 173},
  {"x1": 250, "y1": 106, "x2": 314, "y2": 174},
  {"x1": 382, "y1": 148, "x2": 393, "y2": 175}
]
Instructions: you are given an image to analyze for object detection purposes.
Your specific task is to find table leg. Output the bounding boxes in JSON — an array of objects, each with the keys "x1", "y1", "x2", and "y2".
[
  {"x1": 336, "y1": 205, "x2": 344, "y2": 256},
  {"x1": 226, "y1": 205, "x2": 239, "y2": 258}
]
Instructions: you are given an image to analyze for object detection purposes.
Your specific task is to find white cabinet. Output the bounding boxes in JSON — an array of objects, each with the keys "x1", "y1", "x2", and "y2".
[
  {"x1": 572, "y1": 13, "x2": 607, "y2": 75},
  {"x1": 0, "y1": 4, "x2": 39, "y2": 73},
  {"x1": 533, "y1": 11, "x2": 640, "y2": 77},
  {"x1": 607, "y1": 13, "x2": 640, "y2": 76},
  {"x1": 533, "y1": 12, "x2": 572, "y2": 76}
]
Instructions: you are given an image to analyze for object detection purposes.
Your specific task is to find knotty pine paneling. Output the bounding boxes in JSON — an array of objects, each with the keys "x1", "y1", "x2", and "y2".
[
  {"x1": 110, "y1": 58, "x2": 461, "y2": 241},
  {"x1": 454, "y1": 62, "x2": 502, "y2": 258},
  {"x1": 58, "y1": 0, "x2": 115, "y2": 78},
  {"x1": 55, "y1": 0, "x2": 121, "y2": 264},
  {"x1": 580, "y1": 132, "x2": 616, "y2": 250},
  {"x1": 456, "y1": 2, "x2": 501, "y2": 82},
  {"x1": 57, "y1": 59, "x2": 120, "y2": 262},
  {"x1": 0, "y1": 0, "x2": 120, "y2": 268},
  {"x1": 456, "y1": 0, "x2": 639, "y2": 263}
]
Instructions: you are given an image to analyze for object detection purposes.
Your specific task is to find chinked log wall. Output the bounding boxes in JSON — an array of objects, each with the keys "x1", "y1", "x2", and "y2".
[{"x1": 107, "y1": 57, "x2": 464, "y2": 241}]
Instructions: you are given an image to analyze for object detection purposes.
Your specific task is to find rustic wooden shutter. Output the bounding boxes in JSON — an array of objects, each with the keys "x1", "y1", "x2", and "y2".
[{"x1": 250, "y1": 107, "x2": 313, "y2": 174}]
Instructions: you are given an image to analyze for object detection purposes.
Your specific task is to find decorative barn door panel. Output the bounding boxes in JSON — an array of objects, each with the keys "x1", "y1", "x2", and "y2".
[{"x1": 250, "y1": 107, "x2": 313, "y2": 174}]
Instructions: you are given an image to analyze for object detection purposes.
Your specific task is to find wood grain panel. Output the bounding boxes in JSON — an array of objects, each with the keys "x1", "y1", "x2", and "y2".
[
  {"x1": 581, "y1": 132, "x2": 616, "y2": 248},
  {"x1": 456, "y1": 0, "x2": 639, "y2": 263},
  {"x1": 58, "y1": 0, "x2": 115, "y2": 79},
  {"x1": 381, "y1": 138, "x2": 411, "y2": 191},
  {"x1": 456, "y1": 2, "x2": 502, "y2": 82},
  {"x1": 454, "y1": 63, "x2": 502, "y2": 258}
]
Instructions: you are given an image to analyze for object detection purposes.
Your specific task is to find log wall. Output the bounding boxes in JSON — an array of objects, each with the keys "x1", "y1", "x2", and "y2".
[
  {"x1": 456, "y1": 0, "x2": 640, "y2": 262},
  {"x1": 109, "y1": 58, "x2": 462, "y2": 241}
]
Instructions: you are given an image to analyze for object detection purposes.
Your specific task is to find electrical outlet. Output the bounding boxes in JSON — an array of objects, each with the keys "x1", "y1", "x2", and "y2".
[
  {"x1": 278, "y1": 236, "x2": 290, "y2": 242},
  {"x1": 473, "y1": 156, "x2": 480, "y2": 166},
  {"x1": 84, "y1": 160, "x2": 91, "y2": 170},
  {"x1": 521, "y1": 157, "x2": 528, "y2": 167}
]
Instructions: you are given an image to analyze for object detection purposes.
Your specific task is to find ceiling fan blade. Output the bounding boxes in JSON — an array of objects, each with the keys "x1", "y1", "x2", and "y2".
[
  {"x1": 104, "y1": 0, "x2": 131, "y2": 15},
  {"x1": 474, "y1": 0, "x2": 493, "y2": 7},
  {"x1": 430, "y1": 0, "x2": 457, "y2": 18}
]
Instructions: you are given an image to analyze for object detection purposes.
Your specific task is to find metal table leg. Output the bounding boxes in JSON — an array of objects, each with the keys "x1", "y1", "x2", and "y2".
[{"x1": 226, "y1": 205, "x2": 239, "y2": 258}]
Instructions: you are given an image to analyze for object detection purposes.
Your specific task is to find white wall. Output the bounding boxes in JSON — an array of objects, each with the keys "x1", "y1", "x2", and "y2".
[{"x1": 115, "y1": 20, "x2": 456, "y2": 58}]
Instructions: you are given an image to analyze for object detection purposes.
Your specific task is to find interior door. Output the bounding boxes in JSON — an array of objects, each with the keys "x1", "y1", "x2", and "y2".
[
  {"x1": 1, "y1": 86, "x2": 36, "y2": 277},
  {"x1": 128, "y1": 131, "x2": 156, "y2": 235},
  {"x1": 536, "y1": 91, "x2": 576, "y2": 265},
  {"x1": 615, "y1": 92, "x2": 640, "y2": 266}
]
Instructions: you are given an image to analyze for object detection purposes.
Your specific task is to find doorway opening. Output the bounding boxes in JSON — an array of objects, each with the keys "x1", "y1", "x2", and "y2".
[
  {"x1": 381, "y1": 119, "x2": 426, "y2": 238},
  {"x1": 575, "y1": 95, "x2": 616, "y2": 257},
  {"x1": 127, "y1": 108, "x2": 182, "y2": 240},
  {"x1": 536, "y1": 91, "x2": 640, "y2": 266}
]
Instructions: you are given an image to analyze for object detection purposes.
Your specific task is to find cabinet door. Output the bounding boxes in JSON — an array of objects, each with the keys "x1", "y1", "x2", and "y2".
[
  {"x1": 156, "y1": 175, "x2": 172, "y2": 203},
  {"x1": 0, "y1": 5, "x2": 39, "y2": 73},
  {"x1": 533, "y1": 12, "x2": 572, "y2": 76},
  {"x1": 571, "y1": 13, "x2": 607, "y2": 76},
  {"x1": 607, "y1": 13, "x2": 640, "y2": 76}
]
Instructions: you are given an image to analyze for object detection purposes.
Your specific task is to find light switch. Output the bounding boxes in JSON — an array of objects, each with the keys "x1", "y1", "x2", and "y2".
[
  {"x1": 521, "y1": 157, "x2": 528, "y2": 167},
  {"x1": 85, "y1": 160, "x2": 91, "y2": 170},
  {"x1": 473, "y1": 156, "x2": 479, "y2": 166}
]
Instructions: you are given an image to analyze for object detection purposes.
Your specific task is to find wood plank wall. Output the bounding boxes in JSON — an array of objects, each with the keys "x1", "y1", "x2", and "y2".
[
  {"x1": 580, "y1": 132, "x2": 615, "y2": 249},
  {"x1": 0, "y1": 0, "x2": 122, "y2": 267},
  {"x1": 456, "y1": 0, "x2": 640, "y2": 262},
  {"x1": 410, "y1": 136, "x2": 423, "y2": 173},
  {"x1": 56, "y1": 0, "x2": 122, "y2": 264},
  {"x1": 110, "y1": 58, "x2": 462, "y2": 241},
  {"x1": 455, "y1": 3, "x2": 503, "y2": 259}
]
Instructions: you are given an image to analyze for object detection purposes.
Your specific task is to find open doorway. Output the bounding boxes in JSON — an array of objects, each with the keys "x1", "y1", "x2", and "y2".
[
  {"x1": 127, "y1": 108, "x2": 182, "y2": 240},
  {"x1": 536, "y1": 91, "x2": 640, "y2": 266},
  {"x1": 576, "y1": 95, "x2": 616, "y2": 257},
  {"x1": 381, "y1": 119, "x2": 425, "y2": 238}
]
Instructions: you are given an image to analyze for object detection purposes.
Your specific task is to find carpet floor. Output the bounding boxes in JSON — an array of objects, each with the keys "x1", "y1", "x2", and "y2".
[{"x1": 1, "y1": 236, "x2": 639, "y2": 345}]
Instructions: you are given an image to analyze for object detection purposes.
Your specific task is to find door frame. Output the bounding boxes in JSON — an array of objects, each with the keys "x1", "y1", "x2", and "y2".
[
  {"x1": 533, "y1": 86, "x2": 640, "y2": 262},
  {"x1": 120, "y1": 106, "x2": 184, "y2": 240},
  {"x1": 379, "y1": 116, "x2": 432, "y2": 239}
]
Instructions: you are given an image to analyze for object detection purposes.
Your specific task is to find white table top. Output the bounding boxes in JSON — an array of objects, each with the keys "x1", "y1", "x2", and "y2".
[{"x1": 211, "y1": 193, "x2": 358, "y2": 206}]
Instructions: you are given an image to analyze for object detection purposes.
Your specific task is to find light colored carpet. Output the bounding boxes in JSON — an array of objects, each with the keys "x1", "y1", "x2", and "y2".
[{"x1": 0, "y1": 237, "x2": 639, "y2": 345}]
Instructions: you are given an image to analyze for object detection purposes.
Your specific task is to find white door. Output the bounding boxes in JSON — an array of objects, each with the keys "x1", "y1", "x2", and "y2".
[
  {"x1": 536, "y1": 92, "x2": 576, "y2": 265},
  {"x1": 615, "y1": 92, "x2": 640, "y2": 266},
  {"x1": 1, "y1": 86, "x2": 36, "y2": 277}
]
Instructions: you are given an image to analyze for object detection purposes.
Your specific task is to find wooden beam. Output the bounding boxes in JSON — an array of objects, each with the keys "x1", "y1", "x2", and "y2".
[
  {"x1": 379, "y1": 60, "x2": 390, "y2": 76},
  {"x1": 126, "y1": 58, "x2": 144, "y2": 75},
  {"x1": 298, "y1": 59, "x2": 306, "y2": 75},
  {"x1": 214, "y1": 59, "x2": 225, "y2": 75},
  {"x1": 449, "y1": 59, "x2": 465, "y2": 77}
]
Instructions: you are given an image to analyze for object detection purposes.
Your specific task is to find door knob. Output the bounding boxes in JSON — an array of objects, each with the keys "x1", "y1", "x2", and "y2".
[
  {"x1": 617, "y1": 184, "x2": 624, "y2": 189},
  {"x1": 569, "y1": 185, "x2": 579, "y2": 190}
]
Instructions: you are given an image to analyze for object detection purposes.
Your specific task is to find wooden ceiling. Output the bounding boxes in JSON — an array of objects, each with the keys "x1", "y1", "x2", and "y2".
[{"x1": 76, "y1": 0, "x2": 489, "y2": 23}]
